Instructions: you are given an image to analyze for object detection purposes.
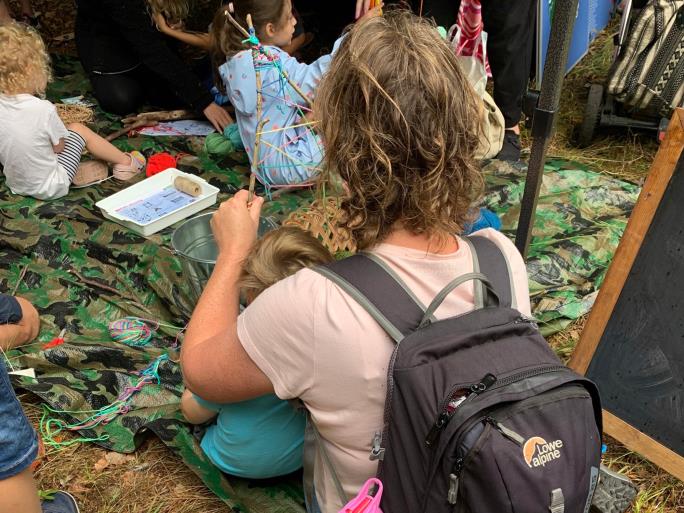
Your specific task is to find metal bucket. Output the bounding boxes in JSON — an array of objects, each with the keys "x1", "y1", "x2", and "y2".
[{"x1": 171, "y1": 211, "x2": 278, "y2": 306}]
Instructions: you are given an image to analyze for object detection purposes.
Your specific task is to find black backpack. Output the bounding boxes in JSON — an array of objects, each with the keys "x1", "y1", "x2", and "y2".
[{"x1": 315, "y1": 235, "x2": 603, "y2": 513}]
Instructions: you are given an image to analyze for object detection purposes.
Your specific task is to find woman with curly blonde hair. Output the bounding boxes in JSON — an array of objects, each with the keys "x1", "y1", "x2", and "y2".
[
  {"x1": 181, "y1": 10, "x2": 531, "y2": 513},
  {"x1": 0, "y1": 23, "x2": 145, "y2": 200}
]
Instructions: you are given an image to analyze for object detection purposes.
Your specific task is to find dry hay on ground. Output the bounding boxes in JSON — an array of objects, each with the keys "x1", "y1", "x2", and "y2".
[
  {"x1": 55, "y1": 103, "x2": 94, "y2": 125},
  {"x1": 20, "y1": 393, "x2": 227, "y2": 513},
  {"x1": 527, "y1": 18, "x2": 659, "y2": 183}
]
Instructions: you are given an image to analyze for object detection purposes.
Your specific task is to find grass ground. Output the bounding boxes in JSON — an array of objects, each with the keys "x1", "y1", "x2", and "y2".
[{"x1": 5, "y1": 0, "x2": 683, "y2": 511}]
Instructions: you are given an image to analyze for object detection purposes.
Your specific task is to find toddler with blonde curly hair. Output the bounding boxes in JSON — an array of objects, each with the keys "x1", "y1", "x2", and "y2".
[
  {"x1": 180, "y1": 227, "x2": 332, "y2": 479},
  {"x1": 0, "y1": 23, "x2": 145, "y2": 200}
]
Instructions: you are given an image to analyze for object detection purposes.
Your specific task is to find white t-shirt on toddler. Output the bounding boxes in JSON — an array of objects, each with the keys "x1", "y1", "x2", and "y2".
[{"x1": 0, "y1": 94, "x2": 71, "y2": 200}]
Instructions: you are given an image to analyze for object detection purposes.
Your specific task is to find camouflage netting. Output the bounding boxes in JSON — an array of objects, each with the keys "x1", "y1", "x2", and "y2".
[{"x1": 0, "y1": 55, "x2": 640, "y2": 511}]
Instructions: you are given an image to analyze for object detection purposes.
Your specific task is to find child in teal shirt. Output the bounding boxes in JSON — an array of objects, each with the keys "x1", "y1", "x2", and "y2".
[{"x1": 180, "y1": 227, "x2": 333, "y2": 478}]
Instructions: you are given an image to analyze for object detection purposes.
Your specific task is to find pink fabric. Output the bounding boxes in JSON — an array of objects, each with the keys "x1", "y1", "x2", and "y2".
[
  {"x1": 238, "y1": 229, "x2": 531, "y2": 512},
  {"x1": 454, "y1": 0, "x2": 492, "y2": 77}
]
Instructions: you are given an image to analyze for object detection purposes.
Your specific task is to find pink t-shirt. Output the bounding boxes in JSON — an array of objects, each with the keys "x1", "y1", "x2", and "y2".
[{"x1": 238, "y1": 229, "x2": 531, "y2": 512}]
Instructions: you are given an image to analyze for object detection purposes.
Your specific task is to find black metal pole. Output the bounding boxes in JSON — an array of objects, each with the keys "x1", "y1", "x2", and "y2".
[{"x1": 515, "y1": 0, "x2": 580, "y2": 257}]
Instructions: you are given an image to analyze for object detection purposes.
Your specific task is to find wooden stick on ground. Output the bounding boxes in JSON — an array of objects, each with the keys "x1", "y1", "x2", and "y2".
[
  {"x1": 106, "y1": 120, "x2": 158, "y2": 142},
  {"x1": 121, "y1": 109, "x2": 195, "y2": 125},
  {"x1": 11, "y1": 264, "x2": 28, "y2": 296}
]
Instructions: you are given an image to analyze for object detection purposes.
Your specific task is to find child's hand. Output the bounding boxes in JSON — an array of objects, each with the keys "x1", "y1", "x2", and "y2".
[
  {"x1": 153, "y1": 11, "x2": 171, "y2": 34},
  {"x1": 355, "y1": 0, "x2": 371, "y2": 19},
  {"x1": 203, "y1": 102, "x2": 233, "y2": 132},
  {"x1": 357, "y1": 2, "x2": 383, "y2": 23},
  {"x1": 168, "y1": 19, "x2": 185, "y2": 31},
  {"x1": 53, "y1": 138, "x2": 65, "y2": 154}
]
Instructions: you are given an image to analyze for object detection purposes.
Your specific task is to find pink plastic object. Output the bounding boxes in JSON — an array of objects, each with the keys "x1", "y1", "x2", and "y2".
[
  {"x1": 339, "y1": 478, "x2": 383, "y2": 513},
  {"x1": 454, "y1": 0, "x2": 492, "y2": 77}
]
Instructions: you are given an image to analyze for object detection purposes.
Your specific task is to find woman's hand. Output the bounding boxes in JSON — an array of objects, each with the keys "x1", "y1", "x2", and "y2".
[
  {"x1": 211, "y1": 190, "x2": 264, "y2": 264},
  {"x1": 203, "y1": 102, "x2": 233, "y2": 132}
]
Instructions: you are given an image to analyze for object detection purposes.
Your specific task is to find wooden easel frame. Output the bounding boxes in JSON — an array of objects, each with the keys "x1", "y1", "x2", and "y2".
[{"x1": 569, "y1": 108, "x2": 684, "y2": 481}]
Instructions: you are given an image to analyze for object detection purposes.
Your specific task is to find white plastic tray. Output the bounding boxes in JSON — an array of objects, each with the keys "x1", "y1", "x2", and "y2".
[{"x1": 96, "y1": 168, "x2": 219, "y2": 236}]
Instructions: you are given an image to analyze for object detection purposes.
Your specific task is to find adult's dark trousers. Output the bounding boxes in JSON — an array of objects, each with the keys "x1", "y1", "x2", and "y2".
[
  {"x1": 415, "y1": 0, "x2": 536, "y2": 128},
  {"x1": 75, "y1": 13, "x2": 184, "y2": 115}
]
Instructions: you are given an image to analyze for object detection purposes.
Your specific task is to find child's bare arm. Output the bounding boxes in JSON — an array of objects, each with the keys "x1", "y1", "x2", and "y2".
[
  {"x1": 154, "y1": 12, "x2": 211, "y2": 51},
  {"x1": 53, "y1": 138, "x2": 65, "y2": 154},
  {"x1": 181, "y1": 388, "x2": 219, "y2": 424}
]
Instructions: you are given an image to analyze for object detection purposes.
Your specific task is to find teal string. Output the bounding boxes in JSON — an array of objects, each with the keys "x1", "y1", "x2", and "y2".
[
  {"x1": 243, "y1": 34, "x2": 260, "y2": 46},
  {"x1": 39, "y1": 355, "x2": 169, "y2": 449}
]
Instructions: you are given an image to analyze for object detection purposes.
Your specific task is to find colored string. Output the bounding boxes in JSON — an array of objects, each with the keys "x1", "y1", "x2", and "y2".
[
  {"x1": 108, "y1": 317, "x2": 185, "y2": 348},
  {"x1": 40, "y1": 355, "x2": 169, "y2": 449},
  {"x1": 236, "y1": 22, "x2": 323, "y2": 195}
]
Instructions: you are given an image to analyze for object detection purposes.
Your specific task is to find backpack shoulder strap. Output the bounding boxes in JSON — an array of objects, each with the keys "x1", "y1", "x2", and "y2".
[
  {"x1": 313, "y1": 254, "x2": 425, "y2": 343},
  {"x1": 467, "y1": 235, "x2": 515, "y2": 309}
]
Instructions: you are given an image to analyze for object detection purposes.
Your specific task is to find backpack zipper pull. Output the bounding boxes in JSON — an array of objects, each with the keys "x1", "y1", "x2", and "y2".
[
  {"x1": 369, "y1": 431, "x2": 385, "y2": 461},
  {"x1": 515, "y1": 315, "x2": 539, "y2": 330},
  {"x1": 425, "y1": 413, "x2": 449, "y2": 447},
  {"x1": 447, "y1": 473, "x2": 459, "y2": 505},
  {"x1": 487, "y1": 417, "x2": 525, "y2": 446},
  {"x1": 447, "y1": 458, "x2": 464, "y2": 505},
  {"x1": 426, "y1": 373, "x2": 497, "y2": 447},
  {"x1": 470, "y1": 373, "x2": 497, "y2": 394}
]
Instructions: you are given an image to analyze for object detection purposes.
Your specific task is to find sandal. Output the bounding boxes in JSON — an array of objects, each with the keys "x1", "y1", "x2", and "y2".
[
  {"x1": 113, "y1": 151, "x2": 146, "y2": 181},
  {"x1": 71, "y1": 160, "x2": 109, "y2": 188}
]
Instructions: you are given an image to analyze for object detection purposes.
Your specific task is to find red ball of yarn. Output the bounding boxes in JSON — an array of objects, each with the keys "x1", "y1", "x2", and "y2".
[{"x1": 146, "y1": 152, "x2": 178, "y2": 177}]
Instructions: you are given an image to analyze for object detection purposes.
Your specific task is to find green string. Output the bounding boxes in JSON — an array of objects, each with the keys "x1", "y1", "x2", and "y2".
[
  {"x1": 40, "y1": 406, "x2": 110, "y2": 448},
  {"x1": 39, "y1": 355, "x2": 168, "y2": 449}
]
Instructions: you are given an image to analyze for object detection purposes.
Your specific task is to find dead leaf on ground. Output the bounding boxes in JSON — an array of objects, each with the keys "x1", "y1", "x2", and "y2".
[
  {"x1": 93, "y1": 458, "x2": 109, "y2": 472},
  {"x1": 105, "y1": 452, "x2": 135, "y2": 465},
  {"x1": 94, "y1": 451, "x2": 135, "y2": 471},
  {"x1": 121, "y1": 471, "x2": 136, "y2": 486},
  {"x1": 69, "y1": 481, "x2": 91, "y2": 495}
]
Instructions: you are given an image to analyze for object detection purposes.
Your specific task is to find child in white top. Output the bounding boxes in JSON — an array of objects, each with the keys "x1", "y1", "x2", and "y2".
[{"x1": 0, "y1": 23, "x2": 145, "y2": 201}]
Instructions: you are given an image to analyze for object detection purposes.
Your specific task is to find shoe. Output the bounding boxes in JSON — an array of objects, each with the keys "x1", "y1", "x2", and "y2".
[
  {"x1": 590, "y1": 465, "x2": 637, "y2": 513},
  {"x1": 113, "y1": 151, "x2": 146, "y2": 181},
  {"x1": 496, "y1": 130, "x2": 521, "y2": 162},
  {"x1": 41, "y1": 491, "x2": 80, "y2": 513},
  {"x1": 71, "y1": 160, "x2": 108, "y2": 187}
]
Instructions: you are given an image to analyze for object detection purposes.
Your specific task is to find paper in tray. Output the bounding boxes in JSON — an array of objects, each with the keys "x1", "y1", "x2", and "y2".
[{"x1": 115, "y1": 186, "x2": 197, "y2": 226}]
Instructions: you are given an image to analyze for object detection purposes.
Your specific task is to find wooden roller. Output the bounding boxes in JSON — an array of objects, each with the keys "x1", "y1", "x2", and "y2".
[{"x1": 173, "y1": 176, "x2": 202, "y2": 197}]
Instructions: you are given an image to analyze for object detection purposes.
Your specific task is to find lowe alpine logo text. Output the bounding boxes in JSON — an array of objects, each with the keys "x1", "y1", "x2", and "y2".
[{"x1": 523, "y1": 436, "x2": 564, "y2": 468}]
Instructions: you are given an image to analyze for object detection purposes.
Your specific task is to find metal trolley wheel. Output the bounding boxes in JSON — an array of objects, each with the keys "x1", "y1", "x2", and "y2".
[{"x1": 578, "y1": 84, "x2": 604, "y2": 148}]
